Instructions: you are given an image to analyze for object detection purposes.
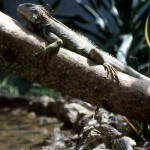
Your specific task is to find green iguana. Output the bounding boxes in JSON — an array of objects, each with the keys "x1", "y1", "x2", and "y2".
[{"x1": 17, "y1": 3, "x2": 150, "y2": 81}]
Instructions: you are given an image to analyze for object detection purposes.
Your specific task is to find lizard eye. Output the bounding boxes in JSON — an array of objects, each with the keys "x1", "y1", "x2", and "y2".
[{"x1": 25, "y1": 3, "x2": 32, "y2": 7}]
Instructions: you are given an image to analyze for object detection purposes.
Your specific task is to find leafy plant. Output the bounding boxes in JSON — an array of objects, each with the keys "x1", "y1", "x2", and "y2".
[
  {"x1": 26, "y1": 83, "x2": 62, "y2": 99},
  {"x1": 0, "y1": 76, "x2": 19, "y2": 96}
]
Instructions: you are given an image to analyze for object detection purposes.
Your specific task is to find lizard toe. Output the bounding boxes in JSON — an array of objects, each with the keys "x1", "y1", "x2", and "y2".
[{"x1": 103, "y1": 63, "x2": 118, "y2": 81}]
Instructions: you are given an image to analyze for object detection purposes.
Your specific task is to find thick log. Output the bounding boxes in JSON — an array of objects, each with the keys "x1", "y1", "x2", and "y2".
[{"x1": 0, "y1": 12, "x2": 150, "y2": 123}]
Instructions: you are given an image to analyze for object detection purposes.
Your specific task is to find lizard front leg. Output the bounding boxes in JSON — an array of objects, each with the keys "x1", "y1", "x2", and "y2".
[
  {"x1": 35, "y1": 28, "x2": 63, "y2": 63},
  {"x1": 89, "y1": 48, "x2": 118, "y2": 79}
]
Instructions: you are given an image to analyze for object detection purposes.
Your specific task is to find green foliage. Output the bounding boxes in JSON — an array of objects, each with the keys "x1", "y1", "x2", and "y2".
[
  {"x1": 26, "y1": 83, "x2": 62, "y2": 99},
  {"x1": 0, "y1": 76, "x2": 19, "y2": 96},
  {"x1": 0, "y1": 76, "x2": 61, "y2": 99}
]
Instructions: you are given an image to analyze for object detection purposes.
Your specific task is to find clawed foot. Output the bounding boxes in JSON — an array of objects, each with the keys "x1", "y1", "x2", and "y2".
[
  {"x1": 34, "y1": 48, "x2": 50, "y2": 64},
  {"x1": 103, "y1": 63, "x2": 119, "y2": 81},
  {"x1": 34, "y1": 45, "x2": 60, "y2": 64}
]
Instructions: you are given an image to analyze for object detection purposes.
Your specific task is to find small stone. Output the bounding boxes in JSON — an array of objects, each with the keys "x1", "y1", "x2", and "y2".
[{"x1": 28, "y1": 112, "x2": 36, "y2": 119}]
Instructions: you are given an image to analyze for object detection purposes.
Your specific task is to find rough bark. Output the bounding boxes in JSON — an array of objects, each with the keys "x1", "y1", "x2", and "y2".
[{"x1": 0, "y1": 12, "x2": 150, "y2": 123}]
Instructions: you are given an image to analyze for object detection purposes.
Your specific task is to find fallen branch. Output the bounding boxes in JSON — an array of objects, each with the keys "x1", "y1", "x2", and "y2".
[{"x1": 0, "y1": 12, "x2": 150, "y2": 123}]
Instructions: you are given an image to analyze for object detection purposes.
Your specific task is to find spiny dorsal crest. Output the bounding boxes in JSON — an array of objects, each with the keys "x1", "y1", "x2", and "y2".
[{"x1": 33, "y1": 4, "x2": 52, "y2": 19}]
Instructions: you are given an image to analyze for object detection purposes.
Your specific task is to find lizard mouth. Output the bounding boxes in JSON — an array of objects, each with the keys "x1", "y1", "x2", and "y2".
[
  {"x1": 17, "y1": 12, "x2": 32, "y2": 26},
  {"x1": 17, "y1": 9, "x2": 27, "y2": 20}
]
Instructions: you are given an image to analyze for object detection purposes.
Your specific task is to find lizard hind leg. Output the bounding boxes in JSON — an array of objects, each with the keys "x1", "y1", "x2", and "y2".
[
  {"x1": 89, "y1": 48, "x2": 104, "y2": 64},
  {"x1": 89, "y1": 49, "x2": 119, "y2": 82}
]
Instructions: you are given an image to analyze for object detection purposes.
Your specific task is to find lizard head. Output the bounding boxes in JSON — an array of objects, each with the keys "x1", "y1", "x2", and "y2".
[{"x1": 17, "y1": 3, "x2": 51, "y2": 24}]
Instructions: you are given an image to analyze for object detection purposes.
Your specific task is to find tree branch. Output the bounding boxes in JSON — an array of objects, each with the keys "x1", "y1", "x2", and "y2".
[{"x1": 0, "y1": 12, "x2": 150, "y2": 123}]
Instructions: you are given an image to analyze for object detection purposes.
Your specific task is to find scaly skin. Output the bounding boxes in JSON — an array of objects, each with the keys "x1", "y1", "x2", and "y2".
[{"x1": 17, "y1": 3, "x2": 150, "y2": 81}]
